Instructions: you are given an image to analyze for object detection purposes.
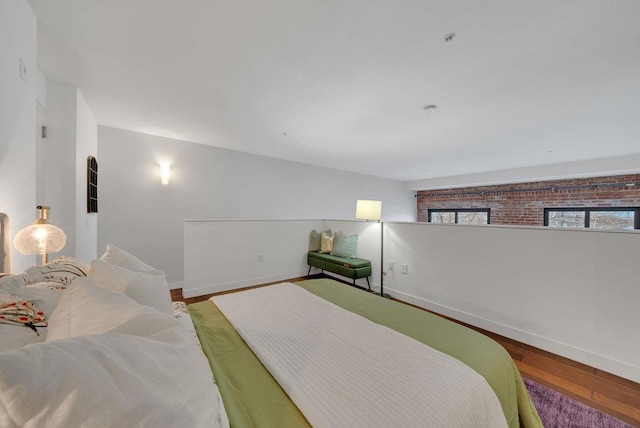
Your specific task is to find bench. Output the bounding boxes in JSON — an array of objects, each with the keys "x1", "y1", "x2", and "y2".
[{"x1": 307, "y1": 251, "x2": 372, "y2": 289}]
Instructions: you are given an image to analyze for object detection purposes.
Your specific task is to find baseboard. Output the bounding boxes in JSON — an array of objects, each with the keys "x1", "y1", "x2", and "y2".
[
  {"x1": 386, "y1": 287, "x2": 640, "y2": 384},
  {"x1": 168, "y1": 280, "x2": 184, "y2": 290},
  {"x1": 183, "y1": 270, "x2": 308, "y2": 298}
]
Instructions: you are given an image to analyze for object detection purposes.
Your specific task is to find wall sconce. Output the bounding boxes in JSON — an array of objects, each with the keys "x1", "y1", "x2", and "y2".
[
  {"x1": 14, "y1": 206, "x2": 67, "y2": 265},
  {"x1": 160, "y1": 163, "x2": 171, "y2": 185}
]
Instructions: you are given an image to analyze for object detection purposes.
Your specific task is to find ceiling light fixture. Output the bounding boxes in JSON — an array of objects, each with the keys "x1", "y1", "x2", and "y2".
[
  {"x1": 444, "y1": 33, "x2": 455, "y2": 42},
  {"x1": 423, "y1": 105, "x2": 438, "y2": 112}
]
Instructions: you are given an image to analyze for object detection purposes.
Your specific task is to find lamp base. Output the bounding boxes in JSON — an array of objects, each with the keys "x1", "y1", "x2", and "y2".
[{"x1": 379, "y1": 293, "x2": 392, "y2": 299}]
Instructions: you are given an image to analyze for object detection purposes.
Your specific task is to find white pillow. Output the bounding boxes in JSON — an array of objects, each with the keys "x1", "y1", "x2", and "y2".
[
  {"x1": 46, "y1": 278, "x2": 177, "y2": 342},
  {"x1": 0, "y1": 333, "x2": 224, "y2": 428},
  {"x1": 88, "y1": 259, "x2": 174, "y2": 316},
  {"x1": 0, "y1": 279, "x2": 62, "y2": 318},
  {"x1": 99, "y1": 244, "x2": 162, "y2": 275}
]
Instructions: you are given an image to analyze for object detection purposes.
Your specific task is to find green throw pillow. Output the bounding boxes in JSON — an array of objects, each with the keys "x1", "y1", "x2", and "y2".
[
  {"x1": 309, "y1": 229, "x2": 331, "y2": 252},
  {"x1": 331, "y1": 232, "x2": 358, "y2": 258}
]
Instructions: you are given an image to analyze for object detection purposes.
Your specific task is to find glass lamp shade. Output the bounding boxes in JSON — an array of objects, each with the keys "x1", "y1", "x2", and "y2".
[
  {"x1": 355, "y1": 200, "x2": 382, "y2": 221},
  {"x1": 14, "y1": 224, "x2": 67, "y2": 256},
  {"x1": 14, "y1": 206, "x2": 67, "y2": 265}
]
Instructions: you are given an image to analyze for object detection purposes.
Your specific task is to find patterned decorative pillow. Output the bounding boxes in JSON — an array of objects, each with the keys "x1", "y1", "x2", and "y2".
[
  {"x1": 22, "y1": 256, "x2": 90, "y2": 290},
  {"x1": 331, "y1": 232, "x2": 358, "y2": 258},
  {"x1": 0, "y1": 282, "x2": 63, "y2": 319},
  {"x1": 319, "y1": 231, "x2": 334, "y2": 253},
  {"x1": 0, "y1": 292, "x2": 47, "y2": 334},
  {"x1": 309, "y1": 229, "x2": 332, "y2": 252}
]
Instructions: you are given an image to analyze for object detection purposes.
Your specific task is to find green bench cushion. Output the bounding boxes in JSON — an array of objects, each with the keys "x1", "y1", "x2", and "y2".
[
  {"x1": 307, "y1": 251, "x2": 372, "y2": 280},
  {"x1": 307, "y1": 251, "x2": 371, "y2": 268}
]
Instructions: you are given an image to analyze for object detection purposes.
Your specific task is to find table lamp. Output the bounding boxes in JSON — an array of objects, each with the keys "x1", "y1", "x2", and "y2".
[{"x1": 14, "y1": 206, "x2": 67, "y2": 265}]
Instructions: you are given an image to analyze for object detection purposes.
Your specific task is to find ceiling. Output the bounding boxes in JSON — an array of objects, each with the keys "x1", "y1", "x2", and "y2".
[{"x1": 27, "y1": 0, "x2": 640, "y2": 183}]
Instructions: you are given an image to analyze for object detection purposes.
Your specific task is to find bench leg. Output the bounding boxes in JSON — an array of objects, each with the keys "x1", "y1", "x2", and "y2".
[
  {"x1": 366, "y1": 277, "x2": 370, "y2": 290},
  {"x1": 307, "y1": 265, "x2": 312, "y2": 276}
]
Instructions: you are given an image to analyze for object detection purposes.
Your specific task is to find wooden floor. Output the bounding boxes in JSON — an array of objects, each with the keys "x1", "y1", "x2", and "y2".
[
  {"x1": 488, "y1": 330, "x2": 640, "y2": 426},
  {"x1": 171, "y1": 276, "x2": 640, "y2": 426}
]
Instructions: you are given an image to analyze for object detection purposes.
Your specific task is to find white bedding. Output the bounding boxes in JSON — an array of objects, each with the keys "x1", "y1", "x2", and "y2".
[
  {"x1": 0, "y1": 322, "x2": 45, "y2": 352},
  {"x1": 0, "y1": 286, "x2": 48, "y2": 351},
  {"x1": 0, "y1": 277, "x2": 63, "y2": 351},
  {"x1": 212, "y1": 282, "x2": 508, "y2": 428},
  {"x1": 0, "y1": 274, "x2": 229, "y2": 428}
]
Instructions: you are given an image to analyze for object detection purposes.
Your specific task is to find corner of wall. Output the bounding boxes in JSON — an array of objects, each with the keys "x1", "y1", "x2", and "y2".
[
  {"x1": 75, "y1": 88, "x2": 98, "y2": 261},
  {"x1": 0, "y1": 0, "x2": 38, "y2": 273}
]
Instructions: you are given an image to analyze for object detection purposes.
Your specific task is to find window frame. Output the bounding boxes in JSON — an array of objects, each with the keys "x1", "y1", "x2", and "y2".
[
  {"x1": 428, "y1": 208, "x2": 491, "y2": 224},
  {"x1": 544, "y1": 207, "x2": 640, "y2": 229}
]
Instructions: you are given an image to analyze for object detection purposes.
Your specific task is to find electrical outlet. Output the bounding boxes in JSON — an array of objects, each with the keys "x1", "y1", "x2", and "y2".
[
  {"x1": 258, "y1": 254, "x2": 264, "y2": 262},
  {"x1": 388, "y1": 261, "x2": 394, "y2": 271},
  {"x1": 401, "y1": 264, "x2": 408, "y2": 274}
]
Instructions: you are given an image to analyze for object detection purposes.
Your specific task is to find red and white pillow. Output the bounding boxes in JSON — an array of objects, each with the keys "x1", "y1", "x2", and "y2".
[{"x1": 0, "y1": 293, "x2": 47, "y2": 329}]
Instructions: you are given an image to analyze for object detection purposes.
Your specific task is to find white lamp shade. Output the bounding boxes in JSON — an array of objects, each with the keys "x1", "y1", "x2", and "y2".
[
  {"x1": 14, "y1": 224, "x2": 67, "y2": 255},
  {"x1": 355, "y1": 200, "x2": 382, "y2": 221}
]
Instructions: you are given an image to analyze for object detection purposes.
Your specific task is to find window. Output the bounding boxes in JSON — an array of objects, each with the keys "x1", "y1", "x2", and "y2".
[
  {"x1": 87, "y1": 156, "x2": 98, "y2": 213},
  {"x1": 544, "y1": 208, "x2": 639, "y2": 230},
  {"x1": 428, "y1": 209, "x2": 490, "y2": 224}
]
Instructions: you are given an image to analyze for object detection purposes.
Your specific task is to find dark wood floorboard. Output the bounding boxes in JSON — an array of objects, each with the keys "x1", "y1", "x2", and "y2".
[{"x1": 171, "y1": 276, "x2": 640, "y2": 426}]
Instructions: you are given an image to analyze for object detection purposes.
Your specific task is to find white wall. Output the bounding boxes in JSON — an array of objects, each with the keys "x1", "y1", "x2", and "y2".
[
  {"x1": 41, "y1": 82, "x2": 77, "y2": 255},
  {"x1": 98, "y1": 126, "x2": 416, "y2": 284},
  {"x1": 0, "y1": 0, "x2": 37, "y2": 273},
  {"x1": 184, "y1": 219, "x2": 382, "y2": 297},
  {"x1": 38, "y1": 82, "x2": 98, "y2": 262},
  {"x1": 382, "y1": 222, "x2": 640, "y2": 383},
  {"x1": 185, "y1": 220, "x2": 322, "y2": 297},
  {"x1": 75, "y1": 90, "x2": 98, "y2": 261},
  {"x1": 185, "y1": 217, "x2": 640, "y2": 382}
]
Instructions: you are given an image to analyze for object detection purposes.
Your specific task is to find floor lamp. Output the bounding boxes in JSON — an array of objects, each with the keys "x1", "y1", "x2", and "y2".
[{"x1": 355, "y1": 200, "x2": 388, "y2": 298}]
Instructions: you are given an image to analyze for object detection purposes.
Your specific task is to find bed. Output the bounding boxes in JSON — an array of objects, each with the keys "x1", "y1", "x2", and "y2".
[
  {"x1": 190, "y1": 279, "x2": 542, "y2": 427},
  {"x1": 0, "y1": 213, "x2": 541, "y2": 427},
  {"x1": 0, "y1": 236, "x2": 229, "y2": 427}
]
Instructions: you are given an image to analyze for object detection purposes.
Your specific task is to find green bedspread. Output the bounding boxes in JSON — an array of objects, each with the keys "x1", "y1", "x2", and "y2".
[{"x1": 189, "y1": 279, "x2": 542, "y2": 428}]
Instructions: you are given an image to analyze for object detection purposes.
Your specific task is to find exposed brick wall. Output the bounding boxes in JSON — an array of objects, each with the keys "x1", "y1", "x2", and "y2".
[{"x1": 416, "y1": 174, "x2": 640, "y2": 226}]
